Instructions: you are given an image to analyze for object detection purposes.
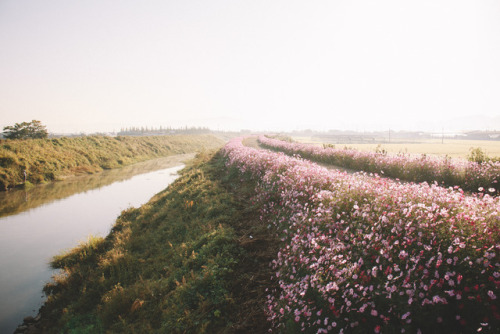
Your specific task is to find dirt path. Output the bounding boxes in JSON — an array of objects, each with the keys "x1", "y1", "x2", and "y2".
[
  {"x1": 242, "y1": 136, "x2": 358, "y2": 174},
  {"x1": 241, "y1": 137, "x2": 434, "y2": 191},
  {"x1": 241, "y1": 136, "x2": 261, "y2": 149}
]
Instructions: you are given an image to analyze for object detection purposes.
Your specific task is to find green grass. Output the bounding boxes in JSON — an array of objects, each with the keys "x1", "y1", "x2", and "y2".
[
  {"x1": 0, "y1": 135, "x2": 223, "y2": 190},
  {"x1": 37, "y1": 151, "x2": 276, "y2": 333}
]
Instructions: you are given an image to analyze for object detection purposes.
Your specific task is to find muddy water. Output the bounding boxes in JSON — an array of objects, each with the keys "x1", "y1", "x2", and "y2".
[{"x1": 0, "y1": 154, "x2": 192, "y2": 333}]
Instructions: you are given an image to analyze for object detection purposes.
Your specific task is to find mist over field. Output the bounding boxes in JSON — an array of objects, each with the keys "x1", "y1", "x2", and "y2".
[{"x1": 1, "y1": 1, "x2": 500, "y2": 134}]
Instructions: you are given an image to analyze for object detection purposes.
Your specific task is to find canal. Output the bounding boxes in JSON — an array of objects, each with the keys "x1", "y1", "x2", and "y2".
[{"x1": 0, "y1": 154, "x2": 192, "y2": 333}]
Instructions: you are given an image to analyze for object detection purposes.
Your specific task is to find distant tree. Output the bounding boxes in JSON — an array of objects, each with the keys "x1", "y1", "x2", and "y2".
[{"x1": 3, "y1": 120, "x2": 48, "y2": 139}]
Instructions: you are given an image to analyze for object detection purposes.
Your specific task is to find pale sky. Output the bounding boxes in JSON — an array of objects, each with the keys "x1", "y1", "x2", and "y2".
[{"x1": 1, "y1": 0, "x2": 499, "y2": 133}]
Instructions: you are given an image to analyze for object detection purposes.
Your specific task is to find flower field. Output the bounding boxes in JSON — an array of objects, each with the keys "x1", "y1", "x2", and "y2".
[
  {"x1": 223, "y1": 137, "x2": 500, "y2": 333},
  {"x1": 258, "y1": 136, "x2": 500, "y2": 196}
]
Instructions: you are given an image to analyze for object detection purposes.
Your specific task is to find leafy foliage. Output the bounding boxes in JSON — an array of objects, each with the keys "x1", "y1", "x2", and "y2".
[
  {"x1": 3, "y1": 120, "x2": 48, "y2": 139},
  {"x1": 467, "y1": 147, "x2": 489, "y2": 164}
]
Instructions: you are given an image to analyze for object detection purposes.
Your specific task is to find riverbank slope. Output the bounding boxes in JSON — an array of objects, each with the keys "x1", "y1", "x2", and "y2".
[
  {"x1": 29, "y1": 151, "x2": 276, "y2": 333},
  {"x1": 0, "y1": 134, "x2": 223, "y2": 190}
]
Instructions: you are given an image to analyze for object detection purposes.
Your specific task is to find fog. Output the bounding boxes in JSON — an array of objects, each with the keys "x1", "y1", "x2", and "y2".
[{"x1": 1, "y1": 1, "x2": 499, "y2": 133}]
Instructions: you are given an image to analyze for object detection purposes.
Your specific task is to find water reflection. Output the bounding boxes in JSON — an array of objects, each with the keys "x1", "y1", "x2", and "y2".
[
  {"x1": 0, "y1": 154, "x2": 194, "y2": 218},
  {"x1": 0, "y1": 154, "x2": 191, "y2": 333}
]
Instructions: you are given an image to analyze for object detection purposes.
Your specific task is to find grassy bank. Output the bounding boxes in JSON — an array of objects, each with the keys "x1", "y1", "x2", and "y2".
[
  {"x1": 0, "y1": 134, "x2": 223, "y2": 190},
  {"x1": 36, "y1": 151, "x2": 277, "y2": 333},
  {"x1": 0, "y1": 154, "x2": 193, "y2": 218}
]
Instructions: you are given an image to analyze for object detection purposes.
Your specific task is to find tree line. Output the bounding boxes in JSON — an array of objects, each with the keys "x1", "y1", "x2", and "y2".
[{"x1": 118, "y1": 126, "x2": 211, "y2": 136}]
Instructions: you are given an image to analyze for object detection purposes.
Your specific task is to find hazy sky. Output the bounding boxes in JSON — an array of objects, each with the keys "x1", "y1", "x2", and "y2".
[{"x1": 1, "y1": 1, "x2": 499, "y2": 133}]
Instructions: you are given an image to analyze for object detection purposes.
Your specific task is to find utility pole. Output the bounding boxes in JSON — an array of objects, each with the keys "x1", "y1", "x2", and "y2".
[{"x1": 442, "y1": 127, "x2": 444, "y2": 144}]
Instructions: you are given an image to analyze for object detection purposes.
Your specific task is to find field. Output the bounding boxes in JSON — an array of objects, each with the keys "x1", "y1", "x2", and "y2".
[
  {"x1": 293, "y1": 137, "x2": 500, "y2": 159},
  {"x1": 225, "y1": 137, "x2": 499, "y2": 333},
  {"x1": 26, "y1": 137, "x2": 499, "y2": 333}
]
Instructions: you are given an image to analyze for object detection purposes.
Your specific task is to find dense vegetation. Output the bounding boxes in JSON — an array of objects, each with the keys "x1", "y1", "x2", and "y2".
[
  {"x1": 259, "y1": 136, "x2": 500, "y2": 195},
  {"x1": 23, "y1": 137, "x2": 500, "y2": 333},
  {"x1": 224, "y1": 137, "x2": 499, "y2": 333},
  {"x1": 36, "y1": 152, "x2": 277, "y2": 333},
  {"x1": 0, "y1": 134, "x2": 223, "y2": 190},
  {"x1": 2, "y1": 120, "x2": 48, "y2": 140}
]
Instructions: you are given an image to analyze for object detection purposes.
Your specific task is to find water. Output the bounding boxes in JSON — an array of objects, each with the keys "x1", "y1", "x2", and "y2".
[{"x1": 0, "y1": 154, "x2": 191, "y2": 333}]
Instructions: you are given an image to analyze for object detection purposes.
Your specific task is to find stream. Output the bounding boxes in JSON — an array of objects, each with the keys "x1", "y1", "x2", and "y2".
[{"x1": 0, "y1": 154, "x2": 192, "y2": 333}]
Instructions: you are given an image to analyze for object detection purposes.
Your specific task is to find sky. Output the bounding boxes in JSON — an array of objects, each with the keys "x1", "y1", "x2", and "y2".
[{"x1": 1, "y1": 0, "x2": 499, "y2": 134}]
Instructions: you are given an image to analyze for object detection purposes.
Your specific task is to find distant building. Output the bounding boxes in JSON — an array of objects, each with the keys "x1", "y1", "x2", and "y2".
[{"x1": 464, "y1": 131, "x2": 500, "y2": 140}]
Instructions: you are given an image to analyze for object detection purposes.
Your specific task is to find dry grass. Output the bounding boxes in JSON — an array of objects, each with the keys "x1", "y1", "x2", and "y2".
[
  {"x1": 0, "y1": 134, "x2": 224, "y2": 190},
  {"x1": 294, "y1": 137, "x2": 500, "y2": 159}
]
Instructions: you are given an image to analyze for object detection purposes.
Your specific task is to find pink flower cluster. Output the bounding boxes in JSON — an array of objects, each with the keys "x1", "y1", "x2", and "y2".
[
  {"x1": 222, "y1": 137, "x2": 500, "y2": 333},
  {"x1": 258, "y1": 136, "x2": 500, "y2": 196}
]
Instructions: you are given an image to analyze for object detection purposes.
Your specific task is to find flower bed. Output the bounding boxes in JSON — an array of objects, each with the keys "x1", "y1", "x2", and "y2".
[
  {"x1": 223, "y1": 137, "x2": 500, "y2": 333},
  {"x1": 258, "y1": 136, "x2": 500, "y2": 196}
]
